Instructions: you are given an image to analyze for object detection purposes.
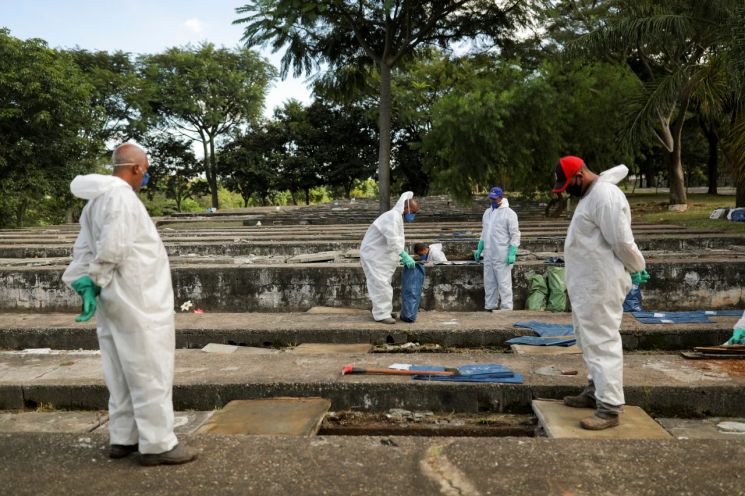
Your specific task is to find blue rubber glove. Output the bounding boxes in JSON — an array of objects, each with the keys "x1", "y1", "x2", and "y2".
[
  {"x1": 474, "y1": 240, "x2": 485, "y2": 262},
  {"x1": 71, "y1": 275, "x2": 100, "y2": 322},
  {"x1": 506, "y1": 245, "x2": 518, "y2": 265},
  {"x1": 399, "y1": 251, "x2": 415, "y2": 269},
  {"x1": 630, "y1": 269, "x2": 650, "y2": 285},
  {"x1": 725, "y1": 328, "x2": 745, "y2": 346}
]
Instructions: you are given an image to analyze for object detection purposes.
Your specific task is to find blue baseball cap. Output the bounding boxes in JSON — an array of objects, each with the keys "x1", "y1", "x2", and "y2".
[{"x1": 488, "y1": 187, "x2": 503, "y2": 199}]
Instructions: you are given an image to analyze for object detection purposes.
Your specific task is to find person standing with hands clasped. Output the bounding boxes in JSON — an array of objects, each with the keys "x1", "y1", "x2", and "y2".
[
  {"x1": 474, "y1": 187, "x2": 521, "y2": 311},
  {"x1": 63, "y1": 143, "x2": 198, "y2": 465},
  {"x1": 552, "y1": 156, "x2": 649, "y2": 430}
]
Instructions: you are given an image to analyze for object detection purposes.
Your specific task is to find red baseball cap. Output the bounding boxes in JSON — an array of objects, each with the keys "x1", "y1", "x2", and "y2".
[{"x1": 552, "y1": 156, "x2": 585, "y2": 193}]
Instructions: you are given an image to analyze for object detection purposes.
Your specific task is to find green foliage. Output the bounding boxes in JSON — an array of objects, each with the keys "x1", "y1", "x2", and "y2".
[{"x1": 0, "y1": 29, "x2": 96, "y2": 227}]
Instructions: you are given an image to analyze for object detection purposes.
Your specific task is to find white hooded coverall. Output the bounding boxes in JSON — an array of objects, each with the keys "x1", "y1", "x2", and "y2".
[
  {"x1": 479, "y1": 198, "x2": 521, "y2": 310},
  {"x1": 564, "y1": 165, "x2": 645, "y2": 413},
  {"x1": 425, "y1": 243, "x2": 448, "y2": 265},
  {"x1": 360, "y1": 192, "x2": 413, "y2": 321},
  {"x1": 62, "y1": 174, "x2": 178, "y2": 454}
]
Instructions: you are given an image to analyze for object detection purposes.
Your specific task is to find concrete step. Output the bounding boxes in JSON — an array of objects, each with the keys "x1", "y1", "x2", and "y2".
[
  {"x1": 1, "y1": 350, "x2": 744, "y2": 417},
  {"x1": 0, "y1": 311, "x2": 737, "y2": 351},
  {"x1": 1, "y1": 258, "x2": 742, "y2": 312},
  {"x1": 0, "y1": 432, "x2": 743, "y2": 496},
  {"x1": 0, "y1": 233, "x2": 742, "y2": 259}
]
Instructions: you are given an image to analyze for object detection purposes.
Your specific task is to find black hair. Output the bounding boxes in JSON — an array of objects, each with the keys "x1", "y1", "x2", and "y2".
[{"x1": 413, "y1": 243, "x2": 429, "y2": 253}]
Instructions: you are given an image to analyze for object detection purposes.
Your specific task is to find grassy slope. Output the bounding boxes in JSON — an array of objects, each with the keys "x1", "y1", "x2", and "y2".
[{"x1": 627, "y1": 192, "x2": 745, "y2": 233}]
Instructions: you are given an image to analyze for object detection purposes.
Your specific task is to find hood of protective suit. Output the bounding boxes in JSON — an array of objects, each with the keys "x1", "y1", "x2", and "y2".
[
  {"x1": 598, "y1": 165, "x2": 628, "y2": 185},
  {"x1": 392, "y1": 191, "x2": 414, "y2": 214},
  {"x1": 499, "y1": 198, "x2": 509, "y2": 209},
  {"x1": 70, "y1": 174, "x2": 130, "y2": 200}
]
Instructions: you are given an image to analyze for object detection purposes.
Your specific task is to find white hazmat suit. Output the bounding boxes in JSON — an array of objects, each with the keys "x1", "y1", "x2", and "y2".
[
  {"x1": 360, "y1": 192, "x2": 413, "y2": 321},
  {"x1": 564, "y1": 165, "x2": 645, "y2": 413},
  {"x1": 62, "y1": 174, "x2": 178, "y2": 454},
  {"x1": 426, "y1": 243, "x2": 448, "y2": 265},
  {"x1": 479, "y1": 198, "x2": 521, "y2": 310}
]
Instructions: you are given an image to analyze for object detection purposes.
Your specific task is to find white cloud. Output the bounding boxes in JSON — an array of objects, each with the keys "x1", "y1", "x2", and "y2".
[{"x1": 184, "y1": 18, "x2": 204, "y2": 33}]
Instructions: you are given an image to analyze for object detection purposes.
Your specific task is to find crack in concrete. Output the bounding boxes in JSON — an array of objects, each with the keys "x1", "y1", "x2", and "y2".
[{"x1": 420, "y1": 442, "x2": 481, "y2": 496}]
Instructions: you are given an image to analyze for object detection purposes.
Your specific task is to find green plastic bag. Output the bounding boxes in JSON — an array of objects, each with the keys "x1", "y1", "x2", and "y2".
[
  {"x1": 525, "y1": 273, "x2": 548, "y2": 311},
  {"x1": 546, "y1": 266, "x2": 567, "y2": 312}
]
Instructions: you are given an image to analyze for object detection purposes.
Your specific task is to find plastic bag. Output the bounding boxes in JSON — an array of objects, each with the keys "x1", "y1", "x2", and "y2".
[
  {"x1": 546, "y1": 266, "x2": 567, "y2": 312},
  {"x1": 728, "y1": 208, "x2": 745, "y2": 222},
  {"x1": 623, "y1": 284, "x2": 643, "y2": 312},
  {"x1": 525, "y1": 273, "x2": 548, "y2": 311},
  {"x1": 400, "y1": 264, "x2": 425, "y2": 322}
]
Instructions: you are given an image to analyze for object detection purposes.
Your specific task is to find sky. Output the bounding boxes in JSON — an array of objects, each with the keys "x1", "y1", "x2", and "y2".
[{"x1": 0, "y1": 0, "x2": 314, "y2": 117}]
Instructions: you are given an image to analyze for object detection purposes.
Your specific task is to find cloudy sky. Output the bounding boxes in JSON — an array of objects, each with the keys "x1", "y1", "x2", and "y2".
[{"x1": 1, "y1": 0, "x2": 313, "y2": 117}]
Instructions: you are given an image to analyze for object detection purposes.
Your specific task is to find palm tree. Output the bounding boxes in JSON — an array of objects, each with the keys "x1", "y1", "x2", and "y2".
[{"x1": 575, "y1": 0, "x2": 741, "y2": 208}]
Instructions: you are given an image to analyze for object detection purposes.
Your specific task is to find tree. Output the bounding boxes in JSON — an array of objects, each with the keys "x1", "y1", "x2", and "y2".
[
  {"x1": 574, "y1": 0, "x2": 741, "y2": 207},
  {"x1": 220, "y1": 127, "x2": 278, "y2": 207},
  {"x1": 141, "y1": 43, "x2": 275, "y2": 209},
  {"x1": 235, "y1": 0, "x2": 527, "y2": 212},
  {"x1": 141, "y1": 133, "x2": 200, "y2": 211},
  {"x1": 0, "y1": 29, "x2": 95, "y2": 227}
]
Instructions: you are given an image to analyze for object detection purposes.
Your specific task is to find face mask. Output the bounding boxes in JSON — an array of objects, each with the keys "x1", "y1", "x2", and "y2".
[
  {"x1": 491, "y1": 200, "x2": 501, "y2": 209},
  {"x1": 418, "y1": 253, "x2": 428, "y2": 261},
  {"x1": 141, "y1": 171, "x2": 150, "y2": 188},
  {"x1": 404, "y1": 212, "x2": 416, "y2": 222},
  {"x1": 565, "y1": 177, "x2": 582, "y2": 197}
]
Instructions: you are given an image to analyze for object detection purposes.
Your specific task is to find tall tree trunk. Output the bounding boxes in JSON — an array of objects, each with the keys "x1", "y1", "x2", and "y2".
[
  {"x1": 668, "y1": 100, "x2": 690, "y2": 206},
  {"x1": 377, "y1": 62, "x2": 392, "y2": 213},
  {"x1": 737, "y1": 174, "x2": 745, "y2": 208},
  {"x1": 208, "y1": 138, "x2": 219, "y2": 209},
  {"x1": 699, "y1": 120, "x2": 719, "y2": 195},
  {"x1": 304, "y1": 188, "x2": 310, "y2": 205}
]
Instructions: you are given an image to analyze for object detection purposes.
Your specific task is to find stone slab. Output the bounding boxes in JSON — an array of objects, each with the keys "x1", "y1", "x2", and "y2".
[
  {"x1": 0, "y1": 411, "x2": 107, "y2": 433},
  {"x1": 197, "y1": 398, "x2": 331, "y2": 436},
  {"x1": 511, "y1": 344, "x2": 582, "y2": 355},
  {"x1": 290, "y1": 343, "x2": 373, "y2": 354},
  {"x1": 202, "y1": 343, "x2": 238, "y2": 353},
  {"x1": 532, "y1": 399, "x2": 671, "y2": 439},
  {"x1": 287, "y1": 251, "x2": 341, "y2": 263},
  {"x1": 656, "y1": 417, "x2": 745, "y2": 439}
]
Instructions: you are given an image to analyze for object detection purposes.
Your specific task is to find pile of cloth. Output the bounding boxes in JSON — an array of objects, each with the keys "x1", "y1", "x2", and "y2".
[
  {"x1": 505, "y1": 321, "x2": 576, "y2": 346},
  {"x1": 633, "y1": 310, "x2": 743, "y2": 324}
]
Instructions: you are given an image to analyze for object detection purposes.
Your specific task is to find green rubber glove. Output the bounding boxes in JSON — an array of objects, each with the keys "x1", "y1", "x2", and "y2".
[
  {"x1": 399, "y1": 251, "x2": 415, "y2": 269},
  {"x1": 630, "y1": 269, "x2": 650, "y2": 285},
  {"x1": 506, "y1": 245, "x2": 518, "y2": 265},
  {"x1": 725, "y1": 328, "x2": 745, "y2": 346},
  {"x1": 71, "y1": 275, "x2": 100, "y2": 322},
  {"x1": 474, "y1": 240, "x2": 485, "y2": 262}
]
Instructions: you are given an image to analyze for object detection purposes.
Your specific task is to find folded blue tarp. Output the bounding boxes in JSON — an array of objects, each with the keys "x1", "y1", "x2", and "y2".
[
  {"x1": 410, "y1": 364, "x2": 523, "y2": 384},
  {"x1": 513, "y1": 321, "x2": 574, "y2": 337},
  {"x1": 505, "y1": 336, "x2": 576, "y2": 346},
  {"x1": 632, "y1": 310, "x2": 744, "y2": 324}
]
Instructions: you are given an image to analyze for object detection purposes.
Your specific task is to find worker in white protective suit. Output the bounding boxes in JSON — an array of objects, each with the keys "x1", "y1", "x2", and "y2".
[
  {"x1": 360, "y1": 192, "x2": 419, "y2": 324},
  {"x1": 552, "y1": 156, "x2": 649, "y2": 430},
  {"x1": 414, "y1": 243, "x2": 448, "y2": 265},
  {"x1": 474, "y1": 187, "x2": 521, "y2": 311},
  {"x1": 723, "y1": 311, "x2": 745, "y2": 345},
  {"x1": 62, "y1": 143, "x2": 198, "y2": 466}
]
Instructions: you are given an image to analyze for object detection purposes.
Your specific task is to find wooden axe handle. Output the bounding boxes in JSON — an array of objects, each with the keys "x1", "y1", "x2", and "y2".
[{"x1": 342, "y1": 364, "x2": 456, "y2": 376}]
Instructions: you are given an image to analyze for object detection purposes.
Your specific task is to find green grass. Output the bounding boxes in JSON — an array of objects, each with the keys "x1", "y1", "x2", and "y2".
[{"x1": 627, "y1": 193, "x2": 745, "y2": 233}]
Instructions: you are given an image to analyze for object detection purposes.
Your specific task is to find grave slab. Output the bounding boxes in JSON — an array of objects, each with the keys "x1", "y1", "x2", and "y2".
[
  {"x1": 511, "y1": 344, "x2": 582, "y2": 355},
  {"x1": 290, "y1": 343, "x2": 373, "y2": 354},
  {"x1": 532, "y1": 399, "x2": 671, "y2": 439},
  {"x1": 197, "y1": 398, "x2": 331, "y2": 436},
  {"x1": 0, "y1": 411, "x2": 107, "y2": 433},
  {"x1": 656, "y1": 417, "x2": 745, "y2": 439}
]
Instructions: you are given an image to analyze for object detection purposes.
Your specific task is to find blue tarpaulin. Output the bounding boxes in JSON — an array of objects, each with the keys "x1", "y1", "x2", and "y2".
[
  {"x1": 410, "y1": 364, "x2": 524, "y2": 383},
  {"x1": 505, "y1": 336, "x2": 576, "y2": 346},
  {"x1": 513, "y1": 321, "x2": 574, "y2": 337},
  {"x1": 632, "y1": 310, "x2": 744, "y2": 324}
]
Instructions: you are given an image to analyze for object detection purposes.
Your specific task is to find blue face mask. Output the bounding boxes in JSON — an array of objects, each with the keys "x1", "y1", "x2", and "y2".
[
  {"x1": 404, "y1": 212, "x2": 416, "y2": 223},
  {"x1": 491, "y1": 200, "x2": 501, "y2": 209},
  {"x1": 141, "y1": 171, "x2": 150, "y2": 188},
  {"x1": 418, "y1": 253, "x2": 428, "y2": 261}
]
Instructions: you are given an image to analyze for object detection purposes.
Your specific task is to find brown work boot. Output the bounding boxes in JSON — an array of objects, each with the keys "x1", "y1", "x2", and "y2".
[
  {"x1": 140, "y1": 444, "x2": 198, "y2": 466},
  {"x1": 563, "y1": 394, "x2": 596, "y2": 409},
  {"x1": 109, "y1": 444, "x2": 138, "y2": 459},
  {"x1": 376, "y1": 318, "x2": 396, "y2": 324},
  {"x1": 580, "y1": 414, "x2": 619, "y2": 430}
]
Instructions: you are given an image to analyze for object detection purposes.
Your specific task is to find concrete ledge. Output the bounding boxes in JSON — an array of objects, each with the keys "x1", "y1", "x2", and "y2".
[
  {"x1": 1, "y1": 433, "x2": 745, "y2": 495},
  {"x1": 0, "y1": 312, "x2": 737, "y2": 351},
  {"x1": 0, "y1": 259, "x2": 743, "y2": 312},
  {"x1": 2, "y1": 351, "x2": 745, "y2": 417}
]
